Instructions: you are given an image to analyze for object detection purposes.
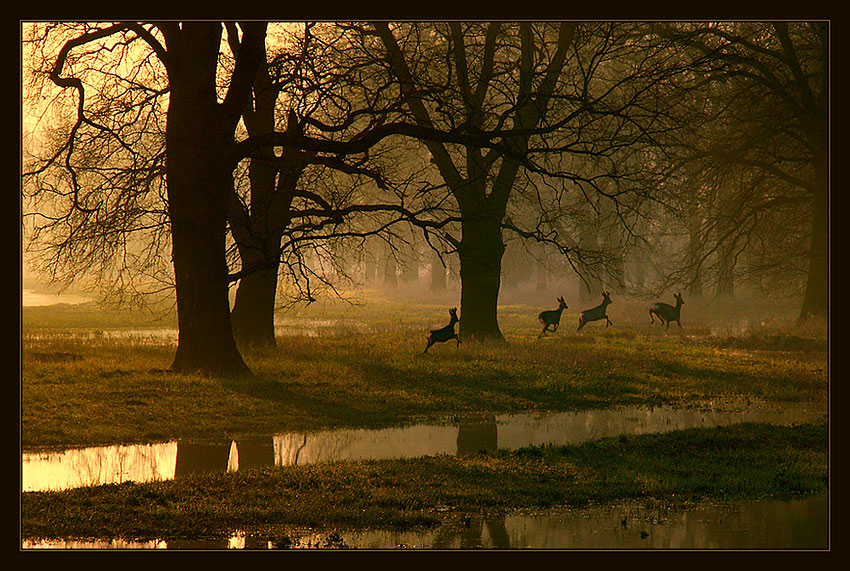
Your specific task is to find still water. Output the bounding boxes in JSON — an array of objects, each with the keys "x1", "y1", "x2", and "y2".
[
  {"x1": 300, "y1": 494, "x2": 829, "y2": 549},
  {"x1": 22, "y1": 400, "x2": 826, "y2": 493},
  {"x1": 21, "y1": 400, "x2": 828, "y2": 550},
  {"x1": 21, "y1": 494, "x2": 828, "y2": 549}
]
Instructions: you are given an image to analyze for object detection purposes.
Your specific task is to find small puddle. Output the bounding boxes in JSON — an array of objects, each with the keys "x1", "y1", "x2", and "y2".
[
  {"x1": 21, "y1": 494, "x2": 828, "y2": 549},
  {"x1": 22, "y1": 400, "x2": 826, "y2": 493}
]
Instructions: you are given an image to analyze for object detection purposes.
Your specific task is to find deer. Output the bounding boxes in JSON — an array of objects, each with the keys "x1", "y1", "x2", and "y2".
[
  {"x1": 538, "y1": 296, "x2": 568, "y2": 337},
  {"x1": 650, "y1": 292, "x2": 684, "y2": 329},
  {"x1": 424, "y1": 307, "x2": 461, "y2": 354},
  {"x1": 577, "y1": 291, "x2": 612, "y2": 331}
]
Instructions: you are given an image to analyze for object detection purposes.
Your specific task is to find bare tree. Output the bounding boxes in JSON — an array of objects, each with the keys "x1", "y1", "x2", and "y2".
[
  {"x1": 364, "y1": 22, "x2": 577, "y2": 342},
  {"x1": 654, "y1": 22, "x2": 828, "y2": 322},
  {"x1": 23, "y1": 22, "x2": 473, "y2": 359},
  {"x1": 24, "y1": 22, "x2": 267, "y2": 376}
]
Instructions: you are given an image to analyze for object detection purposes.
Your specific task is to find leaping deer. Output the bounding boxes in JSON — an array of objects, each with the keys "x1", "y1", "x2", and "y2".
[
  {"x1": 538, "y1": 296, "x2": 568, "y2": 337},
  {"x1": 577, "y1": 291, "x2": 612, "y2": 331},
  {"x1": 424, "y1": 307, "x2": 461, "y2": 354},
  {"x1": 650, "y1": 292, "x2": 684, "y2": 329}
]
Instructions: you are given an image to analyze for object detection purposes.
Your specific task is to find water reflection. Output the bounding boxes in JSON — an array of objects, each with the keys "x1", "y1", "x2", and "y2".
[
  {"x1": 431, "y1": 515, "x2": 511, "y2": 549},
  {"x1": 22, "y1": 401, "x2": 826, "y2": 493},
  {"x1": 22, "y1": 442, "x2": 178, "y2": 492},
  {"x1": 233, "y1": 438, "x2": 276, "y2": 471},
  {"x1": 457, "y1": 413, "x2": 498, "y2": 456},
  {"x1": 22, "y1": 289, "x2": 91, "y2": 307},
  {"x1": 174, "y1": 442, "x2": 232, "y2": 478},
  {"x1": 22, "y1": 494, "x2": 828, "y2": 550},
  {"x1": 313, "y1": 494, "x2": 829, "y2": 550},
  {"x1": 275, "y1": 423, "x2": 459, "y2": 466}
]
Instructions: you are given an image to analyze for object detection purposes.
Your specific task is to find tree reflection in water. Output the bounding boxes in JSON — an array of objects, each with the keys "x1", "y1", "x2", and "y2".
[{"x1": 23, "y1": 400, "x2": 826, "y2": 493}]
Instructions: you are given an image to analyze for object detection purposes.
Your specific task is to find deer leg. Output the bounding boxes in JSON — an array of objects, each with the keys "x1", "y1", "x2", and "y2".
[
  {"x1": 649, "y1": 309, "x2": 655, "y2": 324},
  {"x1": 606, "y1": 317, "x2": 612, "y2": 327}
]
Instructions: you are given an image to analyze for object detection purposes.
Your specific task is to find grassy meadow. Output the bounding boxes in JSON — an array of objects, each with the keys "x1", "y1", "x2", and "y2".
[
  {"x1": 21, "y1": 289, "x2": 828, "y2": 448},
  {"x1": 20, "y1": 288, "x2": 829, "y2": 544}
]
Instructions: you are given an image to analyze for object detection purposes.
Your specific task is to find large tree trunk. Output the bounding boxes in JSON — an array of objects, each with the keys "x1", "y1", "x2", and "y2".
[
  {"x1": 458, "y1": 217, "x2": 505, "y2": 342},
  {"x1": 229, "y1": 142, "x2": 281, "y2": 349},
  {"x1": 165, "y1": 23, "x2": 254, "y2": 377},
  {"x1": 228, "y1": 52, "x2": 281, "y2": 350},
  {"x1": 231, "y1": 256, "x2": 279, "y2": 349},
  {"x1": 167, "y1": 113, "x2": 250, "y2": 376}
]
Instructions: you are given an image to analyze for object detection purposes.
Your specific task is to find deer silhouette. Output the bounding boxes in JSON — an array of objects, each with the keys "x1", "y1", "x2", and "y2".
[
  {"x1": 538, "y1": 296, "x2": 568, "y2": 337},
  {"x1": 650, "y1": 292, "x2": 684, "y2": 329},
  {"x1": 577, "y1": 291, "x2": 612, "y2": 331},
  {"x1": 424, "y1": 307, "x2": 461, "y2": 354}
]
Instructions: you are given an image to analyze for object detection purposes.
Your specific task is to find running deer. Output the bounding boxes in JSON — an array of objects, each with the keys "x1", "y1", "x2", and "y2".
[
  {"x1": 650, "y1": 292, "x2": 684, "y2": 329},
  {"x1": 538, "y1": 296, "x2": 568, "y2": 337},
  {"x1": 577, "y1": 291, "x2": 612, "y2": 331},
  {"x1": 424, "y1": 307, "x2": 461, "y2": 354}
]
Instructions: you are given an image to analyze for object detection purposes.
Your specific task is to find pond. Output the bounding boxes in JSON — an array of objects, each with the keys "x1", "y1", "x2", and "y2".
[{"x1": 22, "y1": 399, "x2": 826, "y2": 493}]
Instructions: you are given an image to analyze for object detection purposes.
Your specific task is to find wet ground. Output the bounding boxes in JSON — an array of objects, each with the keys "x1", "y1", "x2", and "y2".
[
  {"x1": 23, "y1": 399, "x2": 825, "y2": 493},
  {"x1": 22, "y1": 493, "x2": 828, "y2": 549}
]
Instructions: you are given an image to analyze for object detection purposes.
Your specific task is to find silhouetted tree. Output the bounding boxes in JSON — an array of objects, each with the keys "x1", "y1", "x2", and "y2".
[
  {"x1": 655, "y1": 22, "x2": 828, "y2": 322},
  {"x1": 369, "y1": 22, "x2": 577, "y2": 341},
  {"x1": 23, "y1": 22, "x2": 467, "y2": 359},
  {"x1": 25, "y1": 22, "x2": 268, "y2": 376}
]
